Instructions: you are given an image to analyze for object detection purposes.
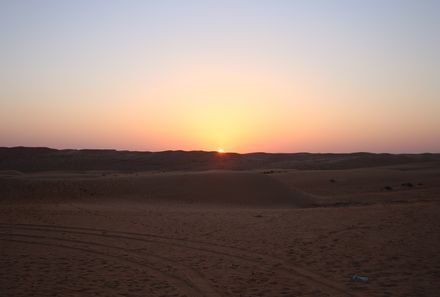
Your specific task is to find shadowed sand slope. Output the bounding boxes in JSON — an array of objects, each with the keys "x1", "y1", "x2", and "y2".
[{"x1": 0, "y1": 171, "x2": 316, "y2": 208}]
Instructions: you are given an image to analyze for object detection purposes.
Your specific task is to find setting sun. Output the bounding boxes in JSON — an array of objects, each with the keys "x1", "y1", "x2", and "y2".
[
  {"x1": 0, "y1": 1, "x2": 438, "y2": 154},
  {"x1": 0, "y1": 2, "x2": 439, "y2": 296}
]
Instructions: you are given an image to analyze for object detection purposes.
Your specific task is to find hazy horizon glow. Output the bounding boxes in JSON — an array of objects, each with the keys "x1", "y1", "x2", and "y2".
[{"x1": 1, "y1": 1, "x2": 439, "y2": 153}]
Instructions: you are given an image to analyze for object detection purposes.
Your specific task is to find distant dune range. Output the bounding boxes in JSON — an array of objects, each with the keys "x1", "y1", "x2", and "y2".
[
  {"x1": 1, "y1": 147, "x2": 439, "y2": 208},
  {"x1": 1, "y1": 147, "x2": 439, "y2": 171}
]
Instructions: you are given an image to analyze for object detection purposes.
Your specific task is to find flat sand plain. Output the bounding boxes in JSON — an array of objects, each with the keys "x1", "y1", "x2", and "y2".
[{"x1": 1, "y1": 162, "x2": 439, "y2": 296}]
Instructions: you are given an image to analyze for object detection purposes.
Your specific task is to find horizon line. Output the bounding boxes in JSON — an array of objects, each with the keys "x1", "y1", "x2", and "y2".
[{"x1": 1, "y1": 146, "x2": 438, "y2": 155}]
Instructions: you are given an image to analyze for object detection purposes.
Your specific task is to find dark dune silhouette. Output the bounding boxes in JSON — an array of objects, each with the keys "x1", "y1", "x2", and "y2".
[{"x1": 0, "y1": 147, "x2": 438, "y2": 172}]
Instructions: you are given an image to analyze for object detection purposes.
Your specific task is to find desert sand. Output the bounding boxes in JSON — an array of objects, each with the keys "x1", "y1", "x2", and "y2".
[{"x1": 1, "y1": 148, "x2": 439, "y2": 296}]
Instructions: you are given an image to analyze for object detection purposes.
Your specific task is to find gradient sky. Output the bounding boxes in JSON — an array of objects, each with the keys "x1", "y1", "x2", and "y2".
[{"x1": 1, "y1": 0, "x2": 439, "y2": 153}]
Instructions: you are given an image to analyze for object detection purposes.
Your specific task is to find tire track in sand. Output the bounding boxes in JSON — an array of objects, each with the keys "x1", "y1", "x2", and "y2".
[
  {"x1": 0, "y1": 230, "x2": 224, "y2": 297},
  {"x1": 0, "y1": 223, "x2": 364, "y2": 297},
  {"x1": 0, "y1": 237, "x2": 199, "y2": 297}
]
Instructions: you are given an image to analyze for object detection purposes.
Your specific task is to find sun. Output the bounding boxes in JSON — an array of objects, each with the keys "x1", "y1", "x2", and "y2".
[{"x1": 217, "y1": 148, "x2": 225, "y2": 153}]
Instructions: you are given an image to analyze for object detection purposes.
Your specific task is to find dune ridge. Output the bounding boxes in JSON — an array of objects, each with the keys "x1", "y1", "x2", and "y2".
[
  {"x1": 1, "y1": 147, "x2": 439, "y2": 172},
  {"x1": 0, "y1": 171, "x2": 316, "y2": 208}
]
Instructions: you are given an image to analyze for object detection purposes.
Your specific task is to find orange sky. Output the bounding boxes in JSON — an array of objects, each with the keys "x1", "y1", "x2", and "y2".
[{"x1": 1, "y1": 1, "x2": 439, "y2": 153}]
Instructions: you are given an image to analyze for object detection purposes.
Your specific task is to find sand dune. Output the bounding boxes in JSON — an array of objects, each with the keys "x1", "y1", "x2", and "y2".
[
  {"x1": 0, "y1": 171, "x2": 316, "y2": 208},
  {"x1": 1, "y1": 150, "x2": 439, "y2": 296},
  {"x1": 1, "y1": 147, "x2": 439, "y2": 171}
]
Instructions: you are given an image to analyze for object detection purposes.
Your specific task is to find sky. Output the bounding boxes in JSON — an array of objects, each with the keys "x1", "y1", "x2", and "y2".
[{"x1": 0, "y1": 0, "x2": 439, "y2": 153}]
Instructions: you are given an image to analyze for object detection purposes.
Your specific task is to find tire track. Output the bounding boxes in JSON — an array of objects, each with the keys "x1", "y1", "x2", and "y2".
[
  {"x1": 0, "y1": 229, "x2": 223, "y2": 297},
  {"x1": 0, "y1": 223, "x2": 363, "y2": 296},
  {"x1": 0, "y1": 236, "x2": 199, "y2": 297}
]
